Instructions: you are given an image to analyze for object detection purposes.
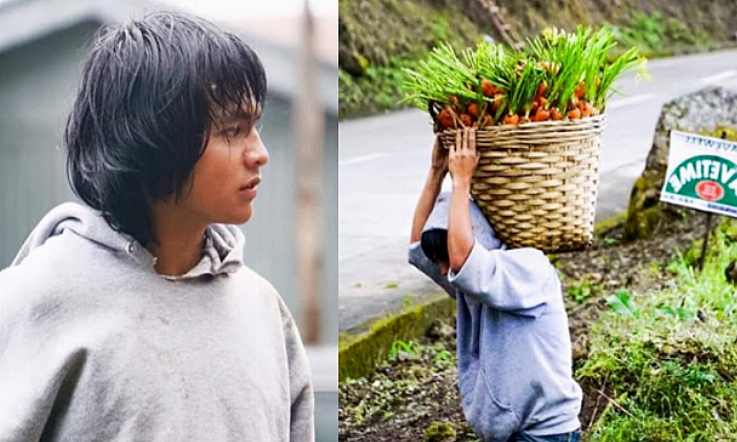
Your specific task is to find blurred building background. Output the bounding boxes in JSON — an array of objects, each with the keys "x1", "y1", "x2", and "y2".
[{"x1": 0, "y1": 0, "x2": 337, "y2": 439}]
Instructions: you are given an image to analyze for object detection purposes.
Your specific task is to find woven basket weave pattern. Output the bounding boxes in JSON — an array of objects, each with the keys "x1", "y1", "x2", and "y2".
[{"x1": 440, "y1": 114, "x2": 606, "y2": 253}]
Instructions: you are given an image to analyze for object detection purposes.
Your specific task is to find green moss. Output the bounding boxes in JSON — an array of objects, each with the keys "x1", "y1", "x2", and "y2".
[
  {"x1": 702, "y1": 125, "x2": 737, "y2": 141},
  {"x1": 624, "y1": 172, "x2": 671, "y2": 241},
  {"x1": 338, "y1": 332, "x2": 358, "y2": 350},
  {"x1": 339, "y1": 295, "x2": 455, "y2": 382},
  {"x1": 624, "y1": 206, "x2": 665, "y2": 241},
  {"x1": 423, "y1": 422, "x2": 457, "y2": 442},
  {"x1": 339, "y1": 0, "x2": 483, "y2": 68},
  {"x1": 594, "y1": 211, "x2": 628, "y2": 238}
]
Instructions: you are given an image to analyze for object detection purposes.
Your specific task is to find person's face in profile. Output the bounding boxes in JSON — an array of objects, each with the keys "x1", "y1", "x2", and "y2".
[{"x1": 179, "y1": 104, "x2": 269, "y2": 225}]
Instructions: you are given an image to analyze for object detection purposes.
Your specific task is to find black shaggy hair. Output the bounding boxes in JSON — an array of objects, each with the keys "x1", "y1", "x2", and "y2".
[
  {"x1": 65, "y1": 11, "x2": 267, "y2": 246},
  {"x1": 421, "y1": 229, "x2": 449, "y2": 265}
]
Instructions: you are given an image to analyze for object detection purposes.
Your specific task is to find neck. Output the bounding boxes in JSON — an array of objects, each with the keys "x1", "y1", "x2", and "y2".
[{"x1": 148, "y1": 202, "x2": 208, "y2": 276}]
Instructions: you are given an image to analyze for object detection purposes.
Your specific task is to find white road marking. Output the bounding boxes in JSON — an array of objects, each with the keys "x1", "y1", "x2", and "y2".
[
  {"x1": 608, "y1": 93, "x2": 656, "y2": 109},
  {"x1": 339, "y1": 152, "x2": 389, "y2": 166},
  {"x1": 700, "y1": 69, "x2": 737, "y2": 84}
]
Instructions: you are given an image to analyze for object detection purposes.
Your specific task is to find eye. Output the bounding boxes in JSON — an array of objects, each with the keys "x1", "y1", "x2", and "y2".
[
  {"x1": 253, "y1": 115, "x2": 263, "y2": 132},
  {"x1": 223, "y1": 125, "x2": 244, "y2": 138}
]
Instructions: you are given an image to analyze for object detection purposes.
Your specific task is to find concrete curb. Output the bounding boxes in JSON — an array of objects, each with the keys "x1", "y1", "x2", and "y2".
[
  {"x1": 338, "y1": 294, "x2": 455, "y2": 382},
  {"x1": 338, "y1": 211, "x2": 629, "y2": 383}
]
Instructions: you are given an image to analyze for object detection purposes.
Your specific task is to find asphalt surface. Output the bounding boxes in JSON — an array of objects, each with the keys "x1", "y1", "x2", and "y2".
[{"x1": 338, "y1": 49, "x2": 737, "y2": 332}]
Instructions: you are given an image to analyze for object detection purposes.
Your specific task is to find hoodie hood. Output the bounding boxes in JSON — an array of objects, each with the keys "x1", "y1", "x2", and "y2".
[
  {"x1": 11, "y1": 202, "x2": 245, "y2": 279},
  {"x1": 423, "y1": 192, "x2": 504, "y2": 251}
]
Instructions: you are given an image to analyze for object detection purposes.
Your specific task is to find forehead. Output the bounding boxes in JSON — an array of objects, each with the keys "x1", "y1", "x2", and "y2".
[{"x1": 209, "y1": 85, "x2": 263, "y2": 123}]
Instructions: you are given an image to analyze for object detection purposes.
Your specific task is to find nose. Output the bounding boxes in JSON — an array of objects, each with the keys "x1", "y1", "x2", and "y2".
[
  {"x1": 245, "y1": 130, "x2": 269, "y2": 167},
  {"x1": 254, "y1": 140, "x2": 268, "y2": 167}
]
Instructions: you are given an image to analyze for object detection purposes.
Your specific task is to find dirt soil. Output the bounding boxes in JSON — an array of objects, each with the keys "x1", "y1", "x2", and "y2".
[{"x1": 338, "y1": 210, "x2": 712, "y2": 441}]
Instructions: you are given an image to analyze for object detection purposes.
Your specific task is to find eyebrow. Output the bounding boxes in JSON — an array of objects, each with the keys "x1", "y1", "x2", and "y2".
[
  {"x1": 222, "y1": 106, "x2": 263, "y2": 124},
  {"x1": 221, "y1": 116, "x2": 251, "y2": 125}
]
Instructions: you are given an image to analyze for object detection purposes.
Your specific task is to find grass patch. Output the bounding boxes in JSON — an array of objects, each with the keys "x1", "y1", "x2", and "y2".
[
  {"x1": 567, "y1": 277, "x2": 604, "y2": 304},
  {"x1": 607, "y1": 12, "x2": 711, "y2": 56},
  {"x1": 340, "y1": 60, "x2": 412, "y2": 119},
  {"x1": 577, "y1": 219, "x2": 737, "y2": 440}
]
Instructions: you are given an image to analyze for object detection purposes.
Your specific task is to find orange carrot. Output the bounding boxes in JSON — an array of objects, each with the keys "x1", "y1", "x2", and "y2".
[
  {"x1": 467, "y1": 103, "x2": 479, "y2": 118},
  {"x1": 482, "y1": 79, "x2": 495, "y2": 98},
  {"x1": 550, "y1": 107, "x2": 562, "y2": 121},
  {"x1": 581, "y1": 102, "x2": 594, "y2": 118},
  {"x1": 539, "y1": 96, "x2": 548, "y2": 107},
  {"x1": 568, "y1": 108, "x2": 582, "y2": 120},
  {"x1": 575, "y1": 81, "x2": 585, "y2": 100},
  {"x1": 460, "y1": 113, "x2": 473, "y2": 127},
  {"x1": 536, "y1": 82, "x2": 547, "y2": 99},
  {"x1": 503, "y1": 114, "x2": 520, "y2": 125},
  {"x1": 533, "y1": 107, "x2": 550, "y2": 122},
  {"x1": 438, "y1": 109, "x2": 454, "y2": 129}
]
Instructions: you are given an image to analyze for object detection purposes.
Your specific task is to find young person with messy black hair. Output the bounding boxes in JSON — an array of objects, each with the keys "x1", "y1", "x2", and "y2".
[{"x1": 0, "y1": 12, "x2": 313, "y2": 442}]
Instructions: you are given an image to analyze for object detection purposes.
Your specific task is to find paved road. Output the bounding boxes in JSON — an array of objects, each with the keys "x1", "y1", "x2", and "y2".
[{"x1": 338, "y1": 49, "x2": 737, "y2": 332}]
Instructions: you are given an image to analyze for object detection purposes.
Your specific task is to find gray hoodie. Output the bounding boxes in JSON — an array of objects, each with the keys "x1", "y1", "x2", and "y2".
[
  {"x1": 408, "y1": 193, "x2": 581, "y2": 441},
  {"x1": 0, "y1": 202, "x2": 314, "y2": 442}
]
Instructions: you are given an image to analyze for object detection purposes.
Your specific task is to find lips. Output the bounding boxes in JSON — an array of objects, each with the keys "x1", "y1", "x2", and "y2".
[
  {"x1": 239, "y1": 177, "x2": 260, "y2": 199},
  {"x1": 240, "y1": 177, "x2": 261, "y2": 191}
]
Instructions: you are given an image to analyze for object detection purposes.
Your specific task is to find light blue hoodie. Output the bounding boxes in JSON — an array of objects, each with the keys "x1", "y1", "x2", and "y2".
[
  {"x1": 408, "y1": 193, "x2": 581, "y2": 441},
  {"x1": 0, "y1": 202, "x2": 314, "y2": 442}
]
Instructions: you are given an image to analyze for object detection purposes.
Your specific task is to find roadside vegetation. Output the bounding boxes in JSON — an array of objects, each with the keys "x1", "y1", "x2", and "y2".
[{"x1": 579, "y1": 220, "x2": 737, "y2": 440}]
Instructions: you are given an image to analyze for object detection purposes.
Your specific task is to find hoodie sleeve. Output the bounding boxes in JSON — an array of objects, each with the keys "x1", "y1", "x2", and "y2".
[
  {"x1": 278, "y1": 299, "x2": 315, "y2": 442},
  {"x1": 447, "y1": 240, "x2": 556, "y2": 317},
  {"x1": 408, "y1": 242, "x2": 456, "y2": 298}
]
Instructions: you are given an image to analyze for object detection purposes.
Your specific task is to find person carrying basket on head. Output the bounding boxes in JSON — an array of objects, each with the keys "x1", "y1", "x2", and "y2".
[{"x1": 408, "y1": 128, "x2": 582, "y2": 442}]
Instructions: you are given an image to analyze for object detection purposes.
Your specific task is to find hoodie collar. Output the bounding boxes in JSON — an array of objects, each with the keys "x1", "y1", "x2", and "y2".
[
  {"x1": 12, "y1": 202, "x2": 245, "y2": 279},
  {"x1": 160, "y1": 224, "x2": 245, "y2": 280}
]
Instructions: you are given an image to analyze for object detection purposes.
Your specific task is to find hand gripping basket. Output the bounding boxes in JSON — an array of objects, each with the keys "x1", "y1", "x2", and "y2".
[{"x1": 439, "y1": 114, "x2": 606, "y2": 253}]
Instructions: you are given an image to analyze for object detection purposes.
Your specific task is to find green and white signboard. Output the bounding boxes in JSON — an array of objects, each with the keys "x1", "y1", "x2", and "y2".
[{"x1": 661, "y1": 130, "x2": 737, "y2": 218}]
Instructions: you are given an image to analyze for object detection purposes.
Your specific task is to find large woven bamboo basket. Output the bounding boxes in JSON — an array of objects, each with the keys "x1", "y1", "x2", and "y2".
[{"x1": 439, "y1": 113, "x2": 606, "y2": 253}]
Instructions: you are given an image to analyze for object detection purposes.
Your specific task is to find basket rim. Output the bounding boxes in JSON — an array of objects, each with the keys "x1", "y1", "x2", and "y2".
[{"x1": 437, "y1": 112, "x2": 607, "y2": 135}]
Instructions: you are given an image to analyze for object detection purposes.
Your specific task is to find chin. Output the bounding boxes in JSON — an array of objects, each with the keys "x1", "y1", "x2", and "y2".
[
  {"x1": 212, "y1": 207, "x2": 253, "y2": 225},
  {"x1": 233, "y1": 206, "x2": 253, "y2": 224}
]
